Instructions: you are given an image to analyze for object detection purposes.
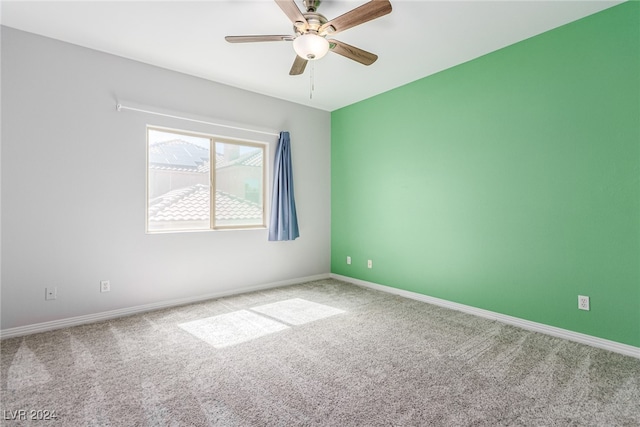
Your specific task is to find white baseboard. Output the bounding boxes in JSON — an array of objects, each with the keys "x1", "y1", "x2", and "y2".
[
  {"x1": 0, "y1": 273, "x2": 331, "y2": 340},
  {"x1": 5, "y1": 272, "x2": 637, "y2": 359},
  {"x1": 331, "y1": 274, "x2": 640, "y2": 359}
]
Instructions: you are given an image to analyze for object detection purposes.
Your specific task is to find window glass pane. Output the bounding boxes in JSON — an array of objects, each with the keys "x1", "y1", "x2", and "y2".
[
  {"x1": 147, "y1": 129, "x2": 211, "y2": 232},
  {"x1": 214, "y1": 141, "x2": 264, "y2": 227}
]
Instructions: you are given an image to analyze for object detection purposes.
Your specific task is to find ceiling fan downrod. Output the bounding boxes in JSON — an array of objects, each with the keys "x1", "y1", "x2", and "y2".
[{"x1": 303, "y1": 0, "x2": 320, "y2": 13}]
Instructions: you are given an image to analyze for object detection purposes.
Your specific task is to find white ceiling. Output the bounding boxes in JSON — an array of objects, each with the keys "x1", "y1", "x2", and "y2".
[{"x1": 1, "y1": 0, "x2": 622, "y2": 111}]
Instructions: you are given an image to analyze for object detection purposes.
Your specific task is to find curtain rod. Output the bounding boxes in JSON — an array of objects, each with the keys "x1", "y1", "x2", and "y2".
[{"x1": 116, "y1": 103, "x2": 280, "y2": 137}]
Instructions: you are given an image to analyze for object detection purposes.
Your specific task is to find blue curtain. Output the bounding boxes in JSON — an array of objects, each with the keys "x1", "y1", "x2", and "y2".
[{"x1": 269, "y1": 131, "x2": 300, "y2": 241}]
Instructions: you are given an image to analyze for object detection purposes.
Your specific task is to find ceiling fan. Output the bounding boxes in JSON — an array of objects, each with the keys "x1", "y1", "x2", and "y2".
[{"x1": 225, "y1": 0, "x2": 392, "y2": 75}]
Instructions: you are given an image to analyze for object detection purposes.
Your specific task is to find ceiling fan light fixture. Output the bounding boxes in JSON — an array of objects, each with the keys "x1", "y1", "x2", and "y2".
[{"x1": 293, "y1": 33, "x2": 329, "y2": 60}]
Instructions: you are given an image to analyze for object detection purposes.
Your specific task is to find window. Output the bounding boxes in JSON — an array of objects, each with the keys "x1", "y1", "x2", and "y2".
[{"x1": 147, "y1": 127, "x2": 266, "y2": 232}]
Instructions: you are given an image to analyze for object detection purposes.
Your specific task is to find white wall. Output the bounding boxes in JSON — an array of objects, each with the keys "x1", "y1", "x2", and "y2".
[{"x1": 0, "y1": 27, "x2": 331, "y2": 331}]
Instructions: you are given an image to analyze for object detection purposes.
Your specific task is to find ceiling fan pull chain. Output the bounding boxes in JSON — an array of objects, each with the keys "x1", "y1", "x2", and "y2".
[{"x1": 309, "y1": 61, "x2": 315, "y2": 99}]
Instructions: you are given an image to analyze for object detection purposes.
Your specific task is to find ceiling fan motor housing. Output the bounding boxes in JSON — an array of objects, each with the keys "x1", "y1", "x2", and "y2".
[{"x1": 295, "y1": 12, "x2": 329, "y2": 36}]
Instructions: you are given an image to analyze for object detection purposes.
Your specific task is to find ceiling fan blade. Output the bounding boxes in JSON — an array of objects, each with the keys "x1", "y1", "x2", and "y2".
[
  {"x1": 275, "y1": 0, "x2": 308, "y2": 29},
  {"x1": 289, "y1": 55, "x2": 308, "y2": 75},
  {"x1": 225, "y1": 35, "x2": 294, "y2": 43},
  {"x1": 320, "y1": 0, "x2": 392, "y2": 35},
  {"x1": 328, "y1": 39, "x2": 378, "y2": 65}
]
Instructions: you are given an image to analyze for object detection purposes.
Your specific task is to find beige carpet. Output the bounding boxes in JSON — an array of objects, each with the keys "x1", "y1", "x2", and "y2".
[{"x1": 1, "y1": 279, "x2": 639, "y2": 426}]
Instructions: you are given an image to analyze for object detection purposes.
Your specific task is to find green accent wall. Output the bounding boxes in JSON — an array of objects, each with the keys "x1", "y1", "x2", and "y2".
[{"x1": 331, "y1": 2, "x2": 640, "y2": 347}]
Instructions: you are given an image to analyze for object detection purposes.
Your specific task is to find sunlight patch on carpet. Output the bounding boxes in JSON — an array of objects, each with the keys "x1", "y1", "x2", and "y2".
[
  {"x1": 7, "y1": 341, "x2": 52, "y2": 390},
  {"x1": 178, "y1": 310, "x2": 289, "y2": 348},
  {"x1": 251, "y1": 298, "x2": 345, "y2": 325}
]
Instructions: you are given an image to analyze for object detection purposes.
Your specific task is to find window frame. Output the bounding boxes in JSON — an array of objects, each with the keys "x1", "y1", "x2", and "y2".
[{"x1": 146, "y1": 125, "x2": 268, "y2": 234}]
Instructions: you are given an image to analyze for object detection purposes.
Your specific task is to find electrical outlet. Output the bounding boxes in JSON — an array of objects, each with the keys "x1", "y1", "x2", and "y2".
[
  {"x1": 346, "y1": 256, "x2": 351, "y2": 265},
  {"x1": 100, "y1": 280, "x2": 111, "y2": 293},
  {"x1": 578, "y1": 295, "x2": 590, "y2": 311},
  {"x1": 367, "y1": 259, "x2": 373, "y2": 269},
  {"x1": 45, "y1": 287, "x2": 57, "y2": 300}
]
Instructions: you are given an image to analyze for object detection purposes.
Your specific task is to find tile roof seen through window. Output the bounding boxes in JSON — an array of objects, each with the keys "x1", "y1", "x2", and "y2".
[
  {"x1": 149, "y1": 140, "x2": 212, "y2": 173},
  {"x1": 148, "y1": 184, "x2": 261, "y2": 222},
  {"x1": 149, "y1": 139, "x2": 262, "y2": 172}
]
